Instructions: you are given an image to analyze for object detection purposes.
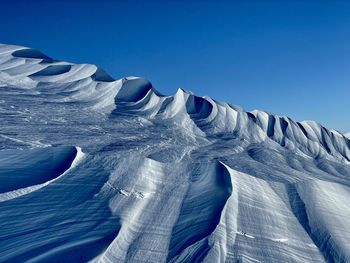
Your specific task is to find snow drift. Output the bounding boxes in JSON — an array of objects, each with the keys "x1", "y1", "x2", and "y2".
[
  {"x1": 0, "y1": 44, "x2": 349, "y2": 263},
  {"x1": 0, "y1": 146, "x2": 77, "y2": 193}
]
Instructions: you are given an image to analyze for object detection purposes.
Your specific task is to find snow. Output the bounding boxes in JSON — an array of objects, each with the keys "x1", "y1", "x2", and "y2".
[
  {"x1": 0, "y1": 43, "x2": 349, "y2": 262},
  {"x1": 0, "y1": 147, "x2": 84, "y2": 202}
]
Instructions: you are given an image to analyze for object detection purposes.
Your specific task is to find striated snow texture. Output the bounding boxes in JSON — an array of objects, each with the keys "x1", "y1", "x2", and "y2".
[{"x1": 0, "y1": 44, "x2": 350, "y2": 263}]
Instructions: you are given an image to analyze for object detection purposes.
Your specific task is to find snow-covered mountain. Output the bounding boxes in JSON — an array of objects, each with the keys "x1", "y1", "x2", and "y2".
[{"x1": 0, "y1": 44, "x2": 349, "y2": 263}]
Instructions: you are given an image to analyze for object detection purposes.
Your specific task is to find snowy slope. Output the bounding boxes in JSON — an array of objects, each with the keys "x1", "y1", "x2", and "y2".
[{"x1": 0, "y1": 44, "x2": 349, "y2": 263}]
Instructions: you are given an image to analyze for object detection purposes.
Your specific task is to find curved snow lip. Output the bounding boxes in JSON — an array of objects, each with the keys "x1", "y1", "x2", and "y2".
[
  {"x1": 12, "y1": 48, "x2": 53, "y2": 62},
  {"x1": 167, "y1": 161, "x2": 232, "y2": 261},
  {"x1": 30, "y1": 65, "x2": 72, "y2": 76},
  {"x1": 115, "y1": 77, "x2": 162, "y2": 103},
  {"x1": 91, "y1": 67, "x2": 115, "y2": 82},
  {"x1": 0, "y1": 146, "x2": 85, "y2": 202}
]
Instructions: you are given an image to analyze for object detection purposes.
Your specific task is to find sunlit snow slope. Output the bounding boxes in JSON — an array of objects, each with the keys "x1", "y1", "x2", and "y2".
[{"x1": 0, "y1": 44, "x2": 350, "y2": 263}]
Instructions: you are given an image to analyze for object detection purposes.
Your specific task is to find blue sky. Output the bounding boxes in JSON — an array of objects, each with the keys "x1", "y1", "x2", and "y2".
[{"x1": 1, "y1": 0, "x2": 350, "y2": 132}]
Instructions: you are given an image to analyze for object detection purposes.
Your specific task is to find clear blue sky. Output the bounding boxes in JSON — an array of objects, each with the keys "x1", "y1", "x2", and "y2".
[{"x1": 1, "y1": 0, "x2": 350, "y2": 132}]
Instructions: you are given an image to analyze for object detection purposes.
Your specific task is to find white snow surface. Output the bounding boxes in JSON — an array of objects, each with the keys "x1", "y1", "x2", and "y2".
[{"x1": 0, "y1": 44, "x2": 350, "y2": 262}]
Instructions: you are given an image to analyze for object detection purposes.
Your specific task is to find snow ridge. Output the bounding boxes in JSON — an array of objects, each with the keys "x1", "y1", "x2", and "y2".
[{"x1": 1, "y1": 44, "x2": 348, "y2": 163}]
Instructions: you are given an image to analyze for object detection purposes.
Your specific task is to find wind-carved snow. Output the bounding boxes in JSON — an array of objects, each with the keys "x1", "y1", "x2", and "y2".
[
  {"x1": 0, "y1": 146, "x2": 84, "y2": 202},
  {"x1": 0, "y1": 43, "x2": 349, "y2": 262}
]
